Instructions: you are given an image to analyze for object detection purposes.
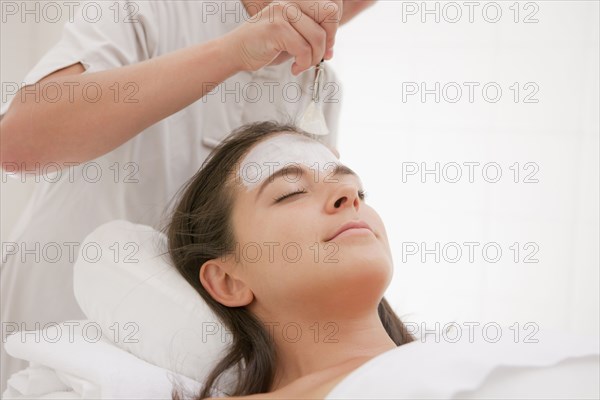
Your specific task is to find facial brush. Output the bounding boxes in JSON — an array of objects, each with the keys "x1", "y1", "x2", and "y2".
[{"x1": 298, "y1": 60, "x2": 330, "y2": 136}]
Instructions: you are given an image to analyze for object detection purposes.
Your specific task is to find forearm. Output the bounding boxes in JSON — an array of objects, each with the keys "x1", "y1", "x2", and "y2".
[
  {"x1": 339, "y1": 0, "x2": 377, "y2": 26},
  {"x1": 1, "y1": 37, "x2": 241, "y2": 170}
]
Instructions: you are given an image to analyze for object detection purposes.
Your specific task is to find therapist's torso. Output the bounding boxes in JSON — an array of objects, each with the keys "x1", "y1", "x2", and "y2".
[{"x1": 0, "y1": 0, "x2": 342, "y2": 392}]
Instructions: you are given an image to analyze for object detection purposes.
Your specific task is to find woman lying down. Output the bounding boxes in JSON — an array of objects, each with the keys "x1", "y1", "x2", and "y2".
[
  {"x1": 162, "y1": 122, "x2": 599, "y2": 400},
  {"x1": 163, "y1": 121, "x2": 413, "y2": 399}
]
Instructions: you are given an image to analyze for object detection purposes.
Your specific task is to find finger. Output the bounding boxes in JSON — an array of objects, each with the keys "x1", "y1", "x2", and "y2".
[
  {"x1": 288, "y1": 0, "x2": 340, "y2": 59},
  {"x1": 274, "y1": 18, "x2": 313, "y2": 75},
  {"x1": 315, "y1": 0, "x2": 341, "y2": 55},
  {"x1": 285, "y1": 7, "x2": 327, "y2": 66}
]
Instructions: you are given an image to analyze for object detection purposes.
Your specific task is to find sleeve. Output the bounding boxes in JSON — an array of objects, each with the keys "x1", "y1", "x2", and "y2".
[
  {"x1": 321, "y1": 64, "x2": 343, "y2": 152},
  {"x1": 0, "y1": 0, "x2": 159, "y2": 121}
]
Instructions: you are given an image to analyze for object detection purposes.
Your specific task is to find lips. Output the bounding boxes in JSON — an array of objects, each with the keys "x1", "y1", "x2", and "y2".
[{"x1": 325, "y1": 220, "x2": 374, "y2": 242}]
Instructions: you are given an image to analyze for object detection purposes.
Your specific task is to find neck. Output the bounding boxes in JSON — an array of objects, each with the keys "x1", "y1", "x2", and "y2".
[{"x1": 266, "y1": 310, "x2": 397, "y2": 391}]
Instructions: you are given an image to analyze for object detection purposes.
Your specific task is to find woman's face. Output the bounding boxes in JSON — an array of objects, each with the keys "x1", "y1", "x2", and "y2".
[{"x1": 226, "y1": 132, "x2": 394, "y2": 320}]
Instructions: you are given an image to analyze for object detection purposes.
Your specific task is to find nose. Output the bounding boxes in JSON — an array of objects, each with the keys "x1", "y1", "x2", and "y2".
[{"x1": 327, "y1": 183, "x2": 360, "y2": 212}]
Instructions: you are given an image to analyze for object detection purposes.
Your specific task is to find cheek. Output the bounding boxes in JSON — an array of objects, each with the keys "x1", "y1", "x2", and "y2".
[
  {"x1": 263, "y1": 205, "x2": 313, "y2": 238},
  {"x1": 364, "y1": 207, "x2": 388, "y2": 238},
  {"x1": 365, "y1": 208, "x2": 393, "y2": 255},
  {"x1": 234, "y1": 213, "x2": 312, "y2": 274}
]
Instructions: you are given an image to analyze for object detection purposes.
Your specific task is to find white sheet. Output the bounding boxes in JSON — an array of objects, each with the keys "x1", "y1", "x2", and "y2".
[{"x1": 326, "y1": 325, "x2": 600, "y2": 399}]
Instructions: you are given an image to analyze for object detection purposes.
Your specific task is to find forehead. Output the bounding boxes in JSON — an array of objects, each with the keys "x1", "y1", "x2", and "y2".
[
  {"x1": 242, "y1": 132, "x2": 338, "y2": 164},
  {"x1": 235, "y1": 133, "x2": 341, "y2": 190}
]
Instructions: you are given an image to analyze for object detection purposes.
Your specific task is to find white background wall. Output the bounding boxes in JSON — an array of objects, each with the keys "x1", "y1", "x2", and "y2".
[{"x1": 2, "y1": 1, "x2": 599, "y2": 338}]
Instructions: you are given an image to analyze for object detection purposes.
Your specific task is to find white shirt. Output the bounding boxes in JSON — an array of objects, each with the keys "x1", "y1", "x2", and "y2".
[{"x1": 0, "y1": 0, "x2": 342, "y2": 391}]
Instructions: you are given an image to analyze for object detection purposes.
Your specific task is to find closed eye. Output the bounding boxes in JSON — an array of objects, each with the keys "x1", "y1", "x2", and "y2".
[
  {"x1": 274, "y1": 189, "x2": 367, "y2": 203},
  {"x1": 273, "y1": 188, "x2": 307, "y2": 203}
]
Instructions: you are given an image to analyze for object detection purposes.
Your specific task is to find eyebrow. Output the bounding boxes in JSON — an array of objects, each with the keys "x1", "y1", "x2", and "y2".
[{"x1": 256, "y1": 164, "x2": 358, "y2": 201}]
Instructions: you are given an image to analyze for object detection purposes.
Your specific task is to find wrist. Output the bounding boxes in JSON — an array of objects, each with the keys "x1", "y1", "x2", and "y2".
[{"x1": 214, "y1": 32, "x2": 249, "y2": 74}]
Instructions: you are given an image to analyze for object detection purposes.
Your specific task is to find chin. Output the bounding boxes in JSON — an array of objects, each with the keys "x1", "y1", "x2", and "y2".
[
  {"x1": 336, "y1": 252, "x2": 393, "y2": 290},
  {"x1": 337, "y1": 240, "x2": 393, "y2": 267}
]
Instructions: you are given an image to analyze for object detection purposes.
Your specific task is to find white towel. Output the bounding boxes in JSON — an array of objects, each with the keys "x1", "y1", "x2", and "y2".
[
  {"x1": 2, "y1": 320, "x2": 203, "y2": 399},
  {"x1": 3, "y1": 362, "x2": 74, "y2": 398}
]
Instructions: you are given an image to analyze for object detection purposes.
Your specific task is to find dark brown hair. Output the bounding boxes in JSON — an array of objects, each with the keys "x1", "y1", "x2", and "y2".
[{"x1": 159, "y1": 121, "x2": 415, "y2": 399}]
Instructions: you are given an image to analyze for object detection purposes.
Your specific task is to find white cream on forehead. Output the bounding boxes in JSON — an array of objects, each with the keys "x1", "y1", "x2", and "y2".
[{"x1": 237, "y1": 133, "x2": 340, "y2": 191}]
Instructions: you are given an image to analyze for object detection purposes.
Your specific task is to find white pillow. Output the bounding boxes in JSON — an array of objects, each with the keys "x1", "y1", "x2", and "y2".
[{"x1": 73, "y1": 219, "x2": 235, "y2": 385}]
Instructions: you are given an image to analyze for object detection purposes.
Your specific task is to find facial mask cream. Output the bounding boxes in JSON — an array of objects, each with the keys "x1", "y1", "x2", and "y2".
[{"x1": 237, "y1": 133, "x2": 340, "y2": 191}]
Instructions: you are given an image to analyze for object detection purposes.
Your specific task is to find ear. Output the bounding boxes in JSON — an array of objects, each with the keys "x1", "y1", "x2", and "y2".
[{"x1": 199, "y1": 259, "x2": 254, "y2": 307}]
